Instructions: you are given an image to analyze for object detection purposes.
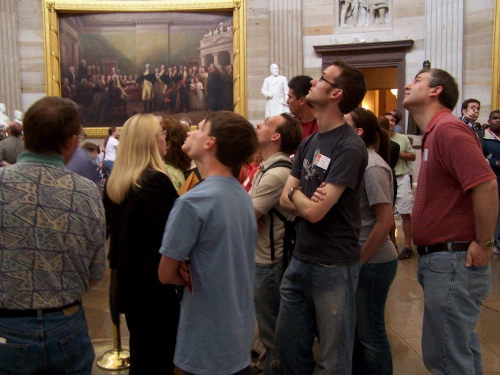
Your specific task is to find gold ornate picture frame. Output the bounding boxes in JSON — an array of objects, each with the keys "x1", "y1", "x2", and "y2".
[
  {"x1": 42, "y1": 0, "x2": 247, "y2": 138},
  {"x1": 492, "y1": 0, "x2": 500, "y2": 110}
]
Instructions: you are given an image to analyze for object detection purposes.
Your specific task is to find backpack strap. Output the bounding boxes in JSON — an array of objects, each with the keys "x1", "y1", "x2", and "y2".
[
  {"x1": 257, "y1": 158, "x2": 293, "y2": 262},
  {"x1": 257, "y1": 159, "x2": 293, "y2": 186},
  {"x1": 268, "y1": 207, "x2": 291, "y2": 261},
  {"x1": 269, "y1": 207, "x2": 296, "y2": 265}
]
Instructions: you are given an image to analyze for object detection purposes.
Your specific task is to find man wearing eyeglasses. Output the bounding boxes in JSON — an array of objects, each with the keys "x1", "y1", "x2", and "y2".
[
  {"x1": 0, "y1": 96, "x2": 106, "y2": 375},
  {"x1": 276, "y1": 59, "x2": 368, "y2": 374}
]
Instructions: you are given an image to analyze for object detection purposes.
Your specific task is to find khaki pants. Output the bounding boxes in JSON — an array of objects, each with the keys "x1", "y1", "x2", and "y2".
[{"x1": 142, "y1": 80, "x2": 153, "y2": 101}]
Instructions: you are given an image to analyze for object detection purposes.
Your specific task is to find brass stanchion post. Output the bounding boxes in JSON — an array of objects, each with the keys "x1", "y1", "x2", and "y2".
[
  {"x1": 96, "y1": 320, "x2": 130, "y2": 370},
  {"x1": 96, "y1": 268, "x2": 130, "y2": 370}
]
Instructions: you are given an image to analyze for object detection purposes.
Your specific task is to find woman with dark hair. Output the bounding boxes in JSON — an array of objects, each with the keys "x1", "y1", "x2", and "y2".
[
  {"x1": 163, "y1": 118, "x2": 191, "y2": 191},
  {"x1": 103, "y1": 126, "x2": 118, "y2": 177},
  {"x1": 346, "y1": 107, "x2": 398, "y2": 375},
  {"x1": 103, "y1": 114, "x2": 179, "y2": 374}
]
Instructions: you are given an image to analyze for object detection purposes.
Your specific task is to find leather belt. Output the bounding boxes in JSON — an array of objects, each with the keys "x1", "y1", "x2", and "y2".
[
  {"x1": 417, "y1": 242, "x2": 470, "y2": 256},
  {"x1": 0, "y1": 300, "x2": 80, "y2": 318}
]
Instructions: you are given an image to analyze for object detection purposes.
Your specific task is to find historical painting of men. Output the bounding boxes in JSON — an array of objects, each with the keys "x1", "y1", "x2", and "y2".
[{"x1": 58, "y1": 11, "x2": 234, "y2": 127}]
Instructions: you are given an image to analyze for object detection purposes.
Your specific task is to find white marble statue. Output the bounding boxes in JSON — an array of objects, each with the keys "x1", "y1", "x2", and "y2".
[
  {"x1": 14, "y1": 110, "x2": 23, "y2": 126},
  {"x1": 341, "y1": 0, "x2": 366, "y2": 26},
  {"x1": 368, "y1": 0, "x2": 389, "y2": 24},
  {"x1": 261, "y1": 63, "x2": 290, "y2": 117},
  {"x1": 0, "y1": 103, "x2": 9, "y2": 131}
]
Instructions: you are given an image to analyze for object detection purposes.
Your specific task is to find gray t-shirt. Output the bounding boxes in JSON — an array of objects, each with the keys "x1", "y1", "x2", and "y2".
[
  {"x1": 159, "y1": 176, "x2": 256, "y2": 375},
  {"x1": 359, "y1": 148, "x2": 398, "y2": 263},
  {"x1": 290, "y1": 124, "x2": 368, "y2": 266}
]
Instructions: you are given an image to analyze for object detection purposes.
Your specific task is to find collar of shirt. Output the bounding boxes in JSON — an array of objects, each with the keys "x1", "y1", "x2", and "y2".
[{"x1": 17, "y1": 151, "x2": 65, "y2": 167}]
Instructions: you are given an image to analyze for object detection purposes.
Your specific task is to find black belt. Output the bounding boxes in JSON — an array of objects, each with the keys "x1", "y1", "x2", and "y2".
[
  {"x1": 0, "y1": 300, "x2": 80, "y2": 318},
  {"x1": 417, "y1": 242, "x2": 470, "y2": 256}
]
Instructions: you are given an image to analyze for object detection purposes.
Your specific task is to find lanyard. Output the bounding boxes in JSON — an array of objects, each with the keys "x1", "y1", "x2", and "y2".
[{"x1": 488, "y1": 128, "x2": 500, "y2": 142}]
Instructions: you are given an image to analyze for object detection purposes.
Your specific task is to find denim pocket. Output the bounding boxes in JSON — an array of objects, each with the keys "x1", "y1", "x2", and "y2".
[
  {"x1": 468, "y1": 264, "x2": 491, "y2": 299},
  {"x1": 59, "y1": 321, "x2": 94, "y2": 374},
  {"x1": 426, "y1": 253, "x2": 458, "y2": 273},
  {"x1": 0, "y1": 341, "x2": 29, "y2": 375}
]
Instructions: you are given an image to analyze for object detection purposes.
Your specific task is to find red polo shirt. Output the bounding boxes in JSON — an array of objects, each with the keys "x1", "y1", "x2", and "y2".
[
  {"x1": 301, "y1": 118, "x2": 318, "y2": 140},
  {"x1": 412, "y1": 110, "x2": 495, "y2": 246}
]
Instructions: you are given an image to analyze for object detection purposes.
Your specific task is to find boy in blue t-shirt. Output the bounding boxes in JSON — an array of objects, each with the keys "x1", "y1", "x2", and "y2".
[{"x1": 158, "y1": 111, "x2": 258, "y2": 375}]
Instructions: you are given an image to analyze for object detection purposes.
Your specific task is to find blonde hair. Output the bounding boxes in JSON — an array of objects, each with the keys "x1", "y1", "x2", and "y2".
[{"x1": 105, "y1": 113, "x2": 167, "y2": 204}]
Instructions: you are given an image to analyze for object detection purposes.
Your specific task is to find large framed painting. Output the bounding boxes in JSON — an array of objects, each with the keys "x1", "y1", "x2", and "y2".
[{"x1": 42, "y1": 0, "x2": 247, "y2": 137}]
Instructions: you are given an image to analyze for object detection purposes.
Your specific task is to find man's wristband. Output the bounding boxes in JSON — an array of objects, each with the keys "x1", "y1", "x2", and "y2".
[{"x1": 288, "y1": 186, "x2": 302, "y2": 203}]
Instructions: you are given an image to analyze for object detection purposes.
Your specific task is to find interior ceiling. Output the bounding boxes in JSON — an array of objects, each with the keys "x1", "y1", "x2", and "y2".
[{"x1": 60, "y1": 12, "x2": 230, "y2": 27}]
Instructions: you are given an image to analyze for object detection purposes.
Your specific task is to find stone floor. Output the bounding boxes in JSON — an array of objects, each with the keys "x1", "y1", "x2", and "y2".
[{"x1": 85, "y1": 215, "x2": 500, "y2": 374}]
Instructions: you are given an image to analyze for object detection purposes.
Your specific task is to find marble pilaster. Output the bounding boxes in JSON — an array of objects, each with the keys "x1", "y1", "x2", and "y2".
[
  {"x1": 269, "y1": 0, "x2": 303, "y2": 79},
  {"x1": 0, "y1": 0, "x2": 22, "y2": 119},
  {"x1": 425, "y1": 0, "x2": 464, "y2": 116}
]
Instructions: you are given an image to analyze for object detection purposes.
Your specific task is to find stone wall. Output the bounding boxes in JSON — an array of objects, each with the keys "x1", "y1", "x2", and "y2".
[{"x1": 2, "y1": 0, "x2": 497, "y2": 125}]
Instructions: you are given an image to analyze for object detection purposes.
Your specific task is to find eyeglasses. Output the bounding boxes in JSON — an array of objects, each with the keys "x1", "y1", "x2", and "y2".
[
  {"x1": 320, "y1": 75, "x2": 340, "y2": 89},
  {"x1": 77, "y1": 132, "x2": 86, "y2": 142}
]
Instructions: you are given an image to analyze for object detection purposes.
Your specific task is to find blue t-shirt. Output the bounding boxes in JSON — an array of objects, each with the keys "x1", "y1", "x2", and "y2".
[{"x1": 159, "y1": 175, "x2": 257, "y2": 375}]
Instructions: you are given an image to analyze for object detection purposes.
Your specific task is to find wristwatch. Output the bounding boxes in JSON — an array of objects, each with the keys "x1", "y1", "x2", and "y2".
[
  {"x1": 475, "y1": 239, "x2": 495, "y2": 248},
  {"x1": 288, "y1": 186, "x2": 302, "y2": 202}
]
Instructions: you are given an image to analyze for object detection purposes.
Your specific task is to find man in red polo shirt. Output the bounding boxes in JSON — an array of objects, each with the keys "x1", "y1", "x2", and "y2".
[
  {"x1": 403, "y1": 68, "x2": 497, "y2": 374},
  {"x1": 286, "y1": 75, "x2": 318, "y2": 140}
]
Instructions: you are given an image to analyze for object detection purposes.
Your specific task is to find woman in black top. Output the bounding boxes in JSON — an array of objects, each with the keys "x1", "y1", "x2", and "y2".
[{"x1": 103, "y1": 113, "x2": 179, "y2": 375}]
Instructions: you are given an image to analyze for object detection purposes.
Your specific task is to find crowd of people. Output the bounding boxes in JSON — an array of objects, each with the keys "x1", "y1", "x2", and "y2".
[
  {"x1": 62, "y1": 58, "x2": 234, "y2": 125},
  {"x1": 0, "y1": 59, "x2": 499, "y2": 375}
]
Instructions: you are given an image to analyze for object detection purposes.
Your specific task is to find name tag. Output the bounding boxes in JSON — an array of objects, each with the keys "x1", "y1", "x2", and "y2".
[{"x1": 314, "y1": 154, "x2": 331, "y2": 170}]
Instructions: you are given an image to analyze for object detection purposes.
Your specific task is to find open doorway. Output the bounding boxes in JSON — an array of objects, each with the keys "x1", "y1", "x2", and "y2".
[
  {"x1": 313, "y1": 39, "x2": 414, "y2": 133},
  {"x1": 359, "y1": 67, "x2": 398, "y2": 116}
]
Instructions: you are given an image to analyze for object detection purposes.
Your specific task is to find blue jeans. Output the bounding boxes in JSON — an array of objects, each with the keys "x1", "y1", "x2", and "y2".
[
  {"x1": 103, "y1": 159, "x2": 114, "y2": 178},
  {"x1": 417, "y1": 251, "x2": 491, "y2": 375},
  {"x1": 275, "y1": 256, "x2": 361, "y2": 375},
  {"x1": 254, "y1": 261, "x2": 285, "y2": 375},
  {"x1": 0, "y1": 304, "x2": 94, "y2": 374},
  {"x1": 353, "y1": 259, "x2": 398, "y2": 375}
]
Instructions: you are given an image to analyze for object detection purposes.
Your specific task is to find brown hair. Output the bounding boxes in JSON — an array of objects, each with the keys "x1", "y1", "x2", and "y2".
[
  {"x1": 331, "y1": 59, "x2": 367, "y2": 114},
  {"x1": 377, "y1": 116, "x2": 390, "y2": 133},
  {"x1": 276, "y1": 113, "x2": 303, "y2": 155},
  {"x1": 164, "y1": 119, "x2": 191, "y2": 170},
  {"x1": 104, "y1": 126, "x2": 117, "y2": 149},
  {"x1": 418, "y1": 68, "x2": 459, "y2": 110},
  {"x1": 81, "y1": 142, "x2": 99, "y2": 153},
  {"x1": 23, "y1": 96, "x2": 80, "y2": 154},
  {"x1": 205, "y1": 111, "x2": 258, "y2": 178},
  {"x1": 351, "y1": 108, "x2": 390, "y2": 165}
]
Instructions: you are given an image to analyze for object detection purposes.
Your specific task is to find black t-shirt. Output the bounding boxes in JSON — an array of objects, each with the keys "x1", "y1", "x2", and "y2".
[{"x1": 291, "y1": 123, "x2": 368, "y2": 265}]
